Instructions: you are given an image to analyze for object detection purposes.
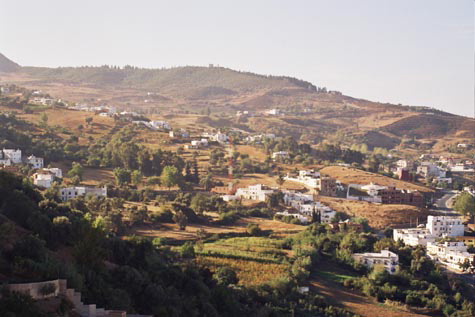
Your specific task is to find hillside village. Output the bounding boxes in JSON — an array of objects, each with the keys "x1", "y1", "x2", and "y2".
[{"x1": 0, "y1": 70, "x2": 475, "y2": 316}]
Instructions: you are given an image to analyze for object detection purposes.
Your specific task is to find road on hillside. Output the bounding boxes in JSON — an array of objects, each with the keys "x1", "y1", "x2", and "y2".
[{"x1": 431, "y1": 190, "x2": 459, "y2": 215}]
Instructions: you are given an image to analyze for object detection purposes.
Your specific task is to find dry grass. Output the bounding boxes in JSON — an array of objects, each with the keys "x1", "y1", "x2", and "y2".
[
  {"x1": 128, "y1": 216, "x2": 305, "y2": 241},
  {"x1": 320, "y1": 166, "x2": 433, "y2": 193},
  {"x1": 318, "y1": 196, "x2": 433, "y2": 229}
]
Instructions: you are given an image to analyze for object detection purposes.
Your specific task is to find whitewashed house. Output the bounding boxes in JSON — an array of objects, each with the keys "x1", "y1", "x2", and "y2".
[
  {"x1": 393, "y1": 228, "x2": 436, "y2": 247},
  {"x1": 60, "y1": 186, "x2": 107, "y2": 201},
  {"x1": 396, "y1": 159, "x2": 413, "y2": 169},
  {"x1": 234, "y1": 184, "x2": 274, "y2": 201},
  {"x1": 150, "y1": 121, "x2": 171, "y2": 130},
  {"x1": 2, "y1": 149, "x2": 22, "y2": 164},
  {"x1": 426, "y1": 241, "x2": 475, "y2": 271},
  {"x1": 352, "y1": 250, "x2": 399, "y2": 274},
  {"x1": 32, "y1": 172, "x2": 54, "y2": 188},
  {"x1": 27, "y1": 155, "x2": 44, "y2": 169},
  {"x1": 272, "y1": 151, "x2": 290, "y2": 161},
  {"x1": 43, "y1": 168, "x2": 63, "y2": 178},
  {"x1": 426, "y1": 216, "x2": 464, "y2": 237},
  {"x1": 275, "y1": 211, "x2": 309, "y2": 224}
]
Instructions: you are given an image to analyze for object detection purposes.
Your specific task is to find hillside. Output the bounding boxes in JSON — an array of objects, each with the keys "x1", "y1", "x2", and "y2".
[
  {"x1": 0, "y1": 53, "x2": 20, "y2": 72},
  {"x1": 0, "y1": 52, "x2": 473, "y2": 153}
]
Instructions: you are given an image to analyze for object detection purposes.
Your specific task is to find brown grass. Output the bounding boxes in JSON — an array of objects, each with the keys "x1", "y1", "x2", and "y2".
[
  {"x1": 320, "y1": 166, "x2": 433, "y2": 193},
  {"x1": 128, "y1": 216, "x2": 305, "y2": 241},
  {"x1": 318, "y1": 196, "x2": 433, "y2": 229}
]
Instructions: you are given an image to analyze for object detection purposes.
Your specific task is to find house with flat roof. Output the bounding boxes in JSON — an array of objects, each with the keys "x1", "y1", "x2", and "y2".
[
  {"x1": 352, "y1": 250, "x2": 399, "y2": 274},
  {"x1": 426, "y1": 215, "x2": 464, "y2": 237}
]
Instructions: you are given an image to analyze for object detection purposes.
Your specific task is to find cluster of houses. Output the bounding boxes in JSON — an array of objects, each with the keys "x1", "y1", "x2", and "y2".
[
  {"x1": 184, "y1": 131, "x2": 229, "y2": 149},
  {"x1": 132, "y1": 120, "x2": 171, "y2": 131},
  {"x1": 0, "y1": 149, "x2": 44, "y2": 169},
  {"x1": 346, "y1": 182, "x2": 424, "y2": 207},
  {"x1": 393, "y1": 215, "x2": 474, "y2": 272},
  {"x1": 215, "y1": 183, "x2": 336, "y2": 225},
  {"x1": 284, "y1": 170, "x2": 339, "y2": 197},
  {"x1": 394, "y1": 157, "x2": 474, "y2": 185}
]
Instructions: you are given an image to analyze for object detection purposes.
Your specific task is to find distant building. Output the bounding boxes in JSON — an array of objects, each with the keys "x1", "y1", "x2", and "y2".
[
  {"x1": 266, "y1": 108, "x2": 281, "y2": 115},
  {"x1": 272, "y1": 151, "x2": 290, "y2": 161},
  {"x1": 352, "y1": 250, "x2": 399, "y2": 274},
  {"x1": 60, "y1": 186, "x2": 107, "y2": 201},
  {"x1": 396, "y1": 160, "x2": 413, "y2": 169},
  {"x1": 43, "y1": 168, "x2": 63, "y2": 178},
  {"x1": 284, "y1": 170, "x2": 337, "y2": 196},
  {"x1": 426, "y1": 216, "x2": 464, "y2": 237},
  {"x1": 426, "y1": 241, "x2": 475, "y2": 271},
  {"x1": 32, "y1": 172, "x2": 55, "y2": 188},
  {"x1": 150, "y1": 121, "x2": 171, "y2": 130},
  {"x1": 380, "y1": 187, "x2": 424, "y2": 207},
  {"x1": 27, "y1": 155, "x2": 44, "y2": 169},
  {"x1": 417, "y1": 162, "x2": 446, "y2": 178},
  {"x1": 328, "y1": 220, "x2": 363, "y2": 233},
  {"x1": 2, "y1": 149, "x2": 22, "y2": 164},
  {"x1": 234, "y1": 184, "x2": 274, "y2": 201},
  {"x1": 393, "y1": 228, "x2": 436, "y2": 247},
  {"x1": 396, "y1": 167, "x2": 412, "y2": 181}
]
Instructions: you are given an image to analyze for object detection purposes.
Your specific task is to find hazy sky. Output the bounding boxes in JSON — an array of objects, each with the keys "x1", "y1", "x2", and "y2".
[{"x1": 1, "y1": 0, "x2": 473, "y2": 117}]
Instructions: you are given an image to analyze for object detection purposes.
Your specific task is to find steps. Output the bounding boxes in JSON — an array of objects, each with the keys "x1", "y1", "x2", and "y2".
[{"x1": 6, "y1": 279, "x2": 151, "y2": 317}]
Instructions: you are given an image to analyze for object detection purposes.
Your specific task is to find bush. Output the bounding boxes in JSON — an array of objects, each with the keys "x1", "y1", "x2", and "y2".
[
  {"x1": 247, "y1": 223, "x2": 262, "y2": 236},
  {"x1": 214, "y1": 267, "x2": 238, "y2": 286},
  {"x1": 180, "y1": 241, "x2": 195, "y2": 258}
]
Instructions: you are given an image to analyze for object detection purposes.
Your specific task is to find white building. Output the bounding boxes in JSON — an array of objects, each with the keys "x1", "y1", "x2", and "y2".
[
  {"x1": 0, "y1": 157, "x2": 11, "y2": 166},
  {"x1": 43, "y1": 168, "x2": 62, "y2": 178},
  {"x1": 272, "y1": 151, "x2": 290, "y2": 161},
  {"x1": 27, "y1": 155, "x2": 44, "y2": 169},
  {"x1": 352, "y1": 250, "x2": 399, "y2": 274},
  {"x1": 396, "y1": 160, "x2": 413, "y2": 169},
  {"x1": 393, "y1": 228, "x2": 436, "y2": 247},
  {"x1": 275, "y1": 211, "x2": 309, "y2": 224},
  {"x1": 234, "y1": 184, "x2": 274, "y2": 201},
  {"x1": 285, "y1": 170, "x2": 321, "y2": 188},
  {"x1": 2, "y1": 149, "x2": 22, "y2": 164},
  {"x1": 417, "y1": 162, "x2": 446, "y2": 178},
  {"x1": 346, "y1": 183, "x2": 383, "y2": 203},
  {"x1": 282, "y1": 190, "x2": 314, "y2": 205},
  {"x1": 426, "y1": 215, "x2": 464, "y2": 237},
  {"x1": 60, "y1": 186, "x2": 107, "y2": 201},
  {"x1": 426, "y1": 241, "x2": 475, "y2": 271},
  {"x1": 150, "y1": 121, "x2": 171, "y2": 130},
  {"x1": 32, "y1": 97, "x2": 55, "y2": 106},
  {"x1": 32, "y1": 172, "x2": 54, "y2": 188},
  {"x1": 267, "y1": 108, "x2": 281, "y2": 115}
]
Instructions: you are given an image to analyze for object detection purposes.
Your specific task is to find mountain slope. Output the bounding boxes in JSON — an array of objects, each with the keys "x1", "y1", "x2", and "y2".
[{"x1": 0, "y1": 53, "x2": 20, "y2": 72}]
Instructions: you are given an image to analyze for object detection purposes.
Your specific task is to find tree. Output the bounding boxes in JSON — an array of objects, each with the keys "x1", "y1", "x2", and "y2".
[
  {"x1": 214, "y1": 267, "x2": 238, "y2": 285},
  {"x1": 173, "y1": 210, "x2": 188, "y2": 230},
  {"x1": 266, "y1": 192, "x2": 283, "y2": 208},
  {"x1": 454, "y1": 192, "x2": 475, "y2": 221},
  {"x1": 85, "y1": 116, "x2": 93, "y2": 126},
  {"x1": 161, "y1": 166, "x2": 182, "y2": 190},
  {"x1": 247, "y1": 223, "x2": 262, "y2": 236},
  {"x1": 113, "y1": 168, "x2": 131, "y2": 186},
  {"x1": 180, "y1": 241, "x2": 195, "y2": 258},
  {"x1": 276, "y1": 174, "x2": 285, "y2": 188},
  {"x1": 40, "y1": 112, "x2": 48, "y2": 127},
  {"x1": 190, "y1": 193, "x2": 209, "y2": 215},
  {"x1": 68, "y1": 162, "x2": 84, "y2": 180},
  {"x1": 199, "y1": 174, "x2": 214, "y2": 191},
  {"x1": 131, "y1": 170, "x2": 142, "y2": 185}
]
